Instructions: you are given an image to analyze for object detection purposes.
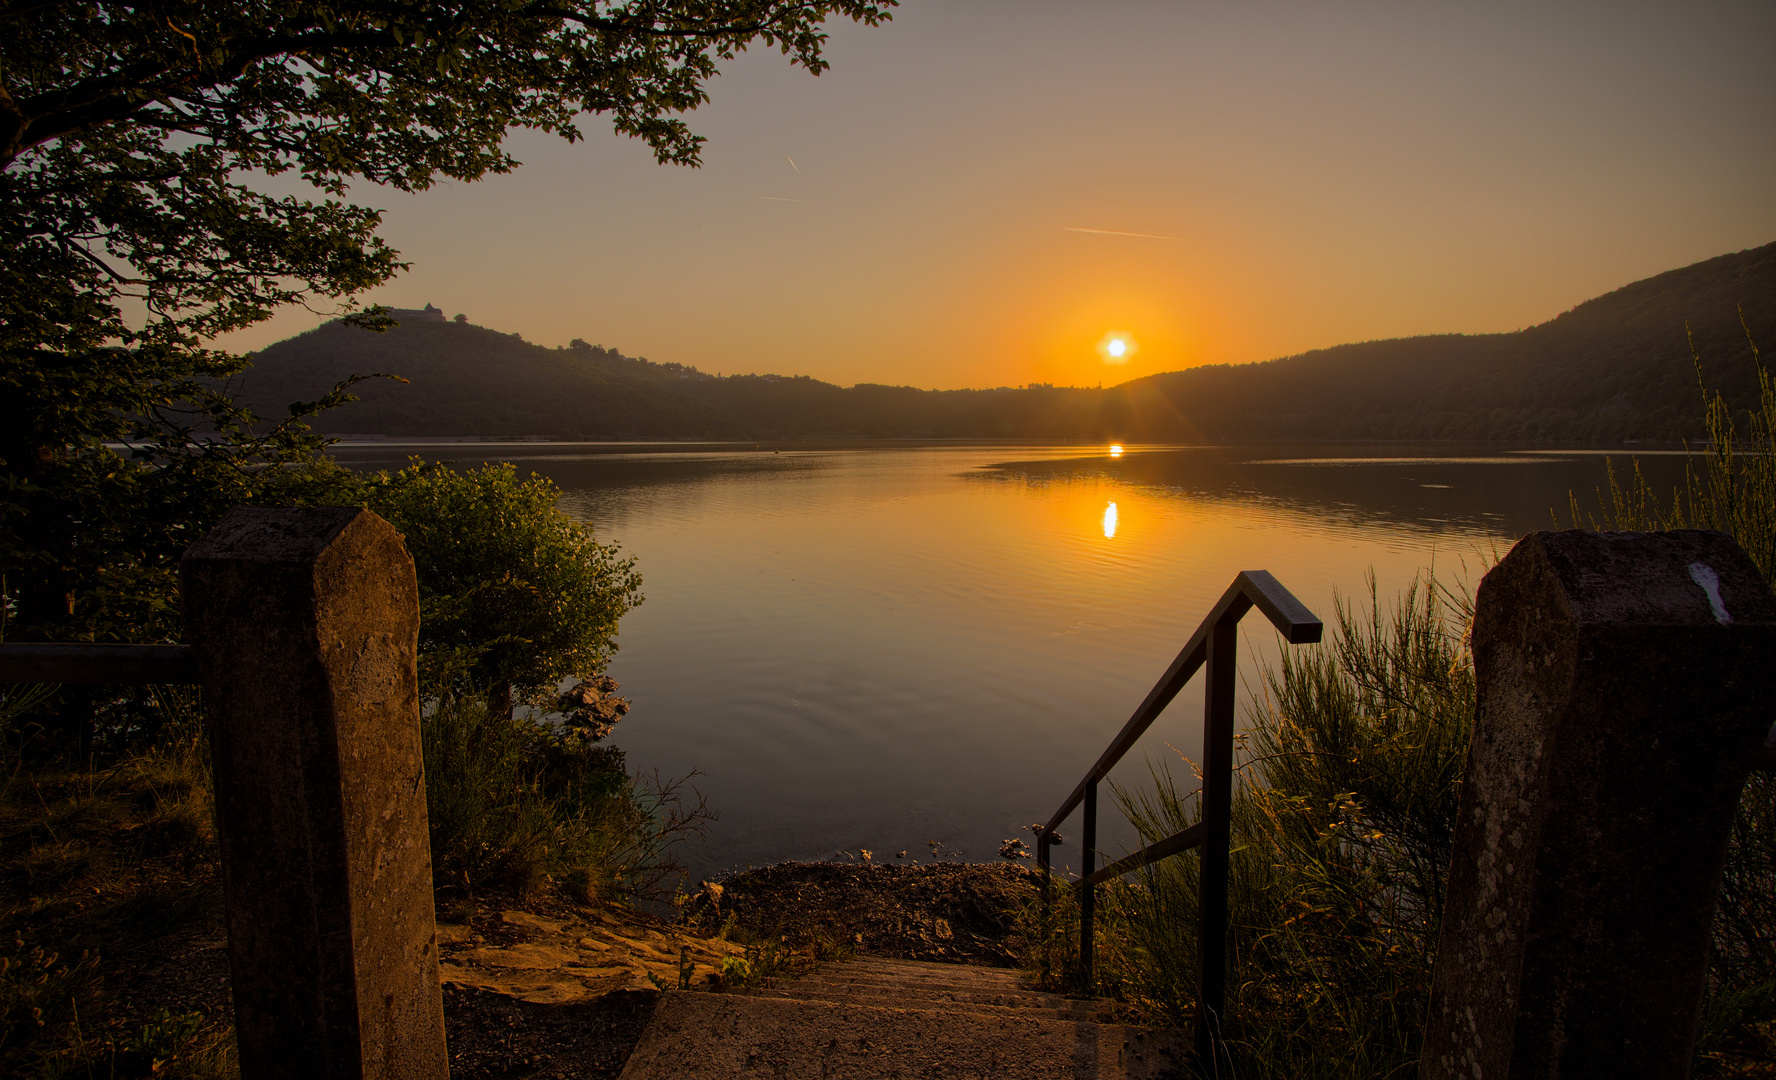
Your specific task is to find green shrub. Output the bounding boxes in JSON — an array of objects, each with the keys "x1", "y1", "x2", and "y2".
[{"x1": 366, "y1": 460, "x2": 643, "y2": 719}]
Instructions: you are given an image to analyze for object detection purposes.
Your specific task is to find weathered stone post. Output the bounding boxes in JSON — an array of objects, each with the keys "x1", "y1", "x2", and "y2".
[
  {"x1": 1422, "y1": 530, "x2": 1776, "y2": 1080},
  {"x1": 183, "y1": 507, "x2": 448, "y2": 1080}
]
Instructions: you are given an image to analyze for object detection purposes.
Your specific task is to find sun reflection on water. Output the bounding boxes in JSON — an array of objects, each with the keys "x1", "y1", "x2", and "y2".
[{"x1": 1103, "y1": 500, "x2": 1118, "y2": 538}]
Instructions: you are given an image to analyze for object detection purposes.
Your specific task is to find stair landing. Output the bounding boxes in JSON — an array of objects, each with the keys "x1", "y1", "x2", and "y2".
[{"x1": 618, "y1": 957, "x2": 1187, "y2": 1079}]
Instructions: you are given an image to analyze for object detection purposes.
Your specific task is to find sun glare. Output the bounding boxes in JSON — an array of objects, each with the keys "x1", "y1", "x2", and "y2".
[
  {"x1": 1109, "y1": 444, "x2": 1124, "y2": 457},
  {"x1": 1096, "y1": 330, "x2": 1137, "y2": 365},
  {"x1": 1103, "y1": 501, "x2": 1118, "y2": 539}
]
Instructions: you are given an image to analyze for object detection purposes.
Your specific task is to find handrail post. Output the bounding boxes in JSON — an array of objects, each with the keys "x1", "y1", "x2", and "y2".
[
  {"x1": 1196, "y1": 600, "x2": 1246, "y2": 1069},
  {"x1": 1080, "y1": 780, "x2": 1097, "y2": 991},
  {"x1": 1036, "y1": 830, "x2": 1052, "y2": 981}
]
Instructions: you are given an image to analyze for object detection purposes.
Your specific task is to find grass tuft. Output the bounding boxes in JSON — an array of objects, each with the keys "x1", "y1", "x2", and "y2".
[
  {"x1": 420, "y1": 691, "x2": 713, "y2": 906},
  {"x1": 0, "y1": 718, "x2": 233, "y2": 1078}
]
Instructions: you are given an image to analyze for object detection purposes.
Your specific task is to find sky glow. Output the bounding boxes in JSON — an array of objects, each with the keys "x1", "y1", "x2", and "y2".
[{"x1": 219, "y1": 0, "x2": 1776, "y2": 391}]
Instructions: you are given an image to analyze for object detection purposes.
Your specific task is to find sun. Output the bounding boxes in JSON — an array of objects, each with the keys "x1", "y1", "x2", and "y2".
[{"x1": 1096, "y1": 331, "x2": 1137, "y2": 365}]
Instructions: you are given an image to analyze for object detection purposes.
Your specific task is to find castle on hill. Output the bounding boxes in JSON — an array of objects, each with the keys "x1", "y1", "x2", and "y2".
[{"x1": 389, "y1": 303, "x2": 446, "y2": 323}]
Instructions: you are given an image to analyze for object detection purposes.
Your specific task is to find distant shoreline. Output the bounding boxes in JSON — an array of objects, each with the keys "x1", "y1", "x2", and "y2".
[{"x1": 321, "y1": 437, "x2": 1697, "y2": 454}]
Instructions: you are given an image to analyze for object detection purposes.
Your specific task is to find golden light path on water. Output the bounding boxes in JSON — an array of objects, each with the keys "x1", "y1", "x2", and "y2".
[{"x1": 560, "y1": 444, "x2": 1534, "y2": 878}]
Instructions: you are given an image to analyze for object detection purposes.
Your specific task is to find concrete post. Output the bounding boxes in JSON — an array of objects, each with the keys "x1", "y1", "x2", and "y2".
[
  {"x1": 183, "y1": 507, "x2": 448, "y2": 1080},
  {"x1": 1422, "y1": 530, "x2": 1776, "y2": 1080}
]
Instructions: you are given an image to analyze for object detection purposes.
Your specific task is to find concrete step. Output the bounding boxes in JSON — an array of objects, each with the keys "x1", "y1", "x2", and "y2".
[
  {"x1": 835, "y1": 957, "x2": 1028, "y2": 982},
  {"x1": 618, "y1": 957, "x2": 1187, "y2": 1080},
  {"x1": 798, "y1": 958, "x2": 1031, "y2": 990},
  {"x1": 759, "y1": 958, "x2": 1109, "y2": 1017},
  {"x1": 747, "y1": 983, "x2": 1117, "y2": 1023}
]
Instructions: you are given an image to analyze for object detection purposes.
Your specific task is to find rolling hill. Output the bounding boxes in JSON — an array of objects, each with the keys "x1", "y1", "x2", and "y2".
[{"x1": 236, "y1": 241, "x2": 1776, "y2": 443}]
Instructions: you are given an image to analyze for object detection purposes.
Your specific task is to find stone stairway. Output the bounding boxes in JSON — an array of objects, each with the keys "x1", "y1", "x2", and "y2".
[{"x1": 618, "y1": 957, "x2": 1188, "y2": 1079}]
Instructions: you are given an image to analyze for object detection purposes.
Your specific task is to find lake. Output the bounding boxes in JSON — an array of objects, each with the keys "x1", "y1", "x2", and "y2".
[{"x1": 331, "y1": 441, "x2": 1691, "y2": 884}]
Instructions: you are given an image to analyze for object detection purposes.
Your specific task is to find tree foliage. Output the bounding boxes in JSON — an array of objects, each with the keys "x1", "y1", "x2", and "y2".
[
  {"x1": 0, "y1": 0, "x2": 892, "y2": 643},
  {"x1": 365, "y1": 461, "x2": 643, "y2": 716}
]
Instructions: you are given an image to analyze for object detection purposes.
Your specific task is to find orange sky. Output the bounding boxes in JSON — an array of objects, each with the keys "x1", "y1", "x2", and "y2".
[{"x1": 220, "y1": 0, "x2": 1776, "y2": 391}]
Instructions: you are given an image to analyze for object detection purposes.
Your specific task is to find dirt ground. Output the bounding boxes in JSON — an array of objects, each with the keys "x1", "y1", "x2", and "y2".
[
  {"x1": 684, "y1": 860, "x2": 1041, "y2": 967},
  {"x1": 442, "y1": 985, "x2": 659, "y2": 1080},
  {"x1": 435, "y1": 860, "x2": 1040, "y2": 1077},
  {"x1": 61, "y1": 856, "x2": 1035, "y2": 1078}
]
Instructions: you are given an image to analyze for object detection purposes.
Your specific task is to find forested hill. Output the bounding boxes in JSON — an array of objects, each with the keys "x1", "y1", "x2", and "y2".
[{"x1": 239, "y1": 241, "x2": 1776, "y2": 443}]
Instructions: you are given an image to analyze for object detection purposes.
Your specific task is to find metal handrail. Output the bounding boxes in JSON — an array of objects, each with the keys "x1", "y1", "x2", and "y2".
[{"x1": 1036, "y1": 570, "x2": 1322, "y2": 1068}]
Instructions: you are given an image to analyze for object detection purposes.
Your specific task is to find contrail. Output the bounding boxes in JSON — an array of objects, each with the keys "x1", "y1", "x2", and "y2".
[
  {"x1": 787, "y1": 156, "x2": 800, "y2": 173},
  {"x1": 759, "y1": 195, "x2": 819, "y2": 204},
  {"x1": 1064, "y1": 226, "x2": 1182, "y2": 241}
]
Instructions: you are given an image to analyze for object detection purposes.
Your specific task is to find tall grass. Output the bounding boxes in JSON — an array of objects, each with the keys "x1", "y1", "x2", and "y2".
[
  {"x1": 1030, "y1": 576, "x2": 1470, "y2": 1078},
  {"x1": 1576, "y1": 319, "x2": 1776, "y2": 1070},
  {"x1": 420, "y1": 692, "x2": 712, "y2": 906},
  {"x1": 1, "y1": 687, "x2": 236, "y2": 1079}
]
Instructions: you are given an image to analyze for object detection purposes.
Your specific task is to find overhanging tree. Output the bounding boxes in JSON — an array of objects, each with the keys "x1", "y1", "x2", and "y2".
[{"x1": 0, "y1": 0, "x2": 893, "y2": 643}]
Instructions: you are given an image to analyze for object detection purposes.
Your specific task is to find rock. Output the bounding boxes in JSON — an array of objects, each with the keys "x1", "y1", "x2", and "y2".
[
  {"x1": 459, "y1": 944, "x2": 583, "y2": 970},
  {"x1": 437, "y1": 900, "x2": 745, "y2": 1011},
  {"x1": 999, "y1": 838, "x2": 1033, "y2": 859},
  {"x1": 501, "y1": 910, "x2": 566, "y2": 937},
  {"x1": 684, "y1": 861, "x2": 1040, "y2": 967},
  {"x1": 556, "y1": 676, "x2": 630, "y2": 742}
]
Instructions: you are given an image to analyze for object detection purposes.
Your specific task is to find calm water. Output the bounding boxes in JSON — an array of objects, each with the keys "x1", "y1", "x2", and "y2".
[{"x1": 331, "y1": 442, "x2": 1690, "y2": 882}]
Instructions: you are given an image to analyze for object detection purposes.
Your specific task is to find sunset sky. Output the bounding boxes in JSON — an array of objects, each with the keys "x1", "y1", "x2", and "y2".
[{"x1": 222, "y1": 0, "x2": 1776, "y2": 391}]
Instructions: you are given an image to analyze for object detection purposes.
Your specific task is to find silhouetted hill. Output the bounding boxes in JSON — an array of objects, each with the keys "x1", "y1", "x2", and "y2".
[
  {"x1": 238, "y1": 241, "x2": 1776, "y2": 443},
  {"x1": 235, "y1": 321, "x2": 734, "y2": 438},
  {"x1": 1114, "y1": 241, "x2": 1776, "y2": 442}
]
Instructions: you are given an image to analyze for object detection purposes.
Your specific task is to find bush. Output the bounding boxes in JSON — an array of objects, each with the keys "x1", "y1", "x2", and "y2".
[{"x1": 366, "y1": 460, "x2": 643, "y2": 719}]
